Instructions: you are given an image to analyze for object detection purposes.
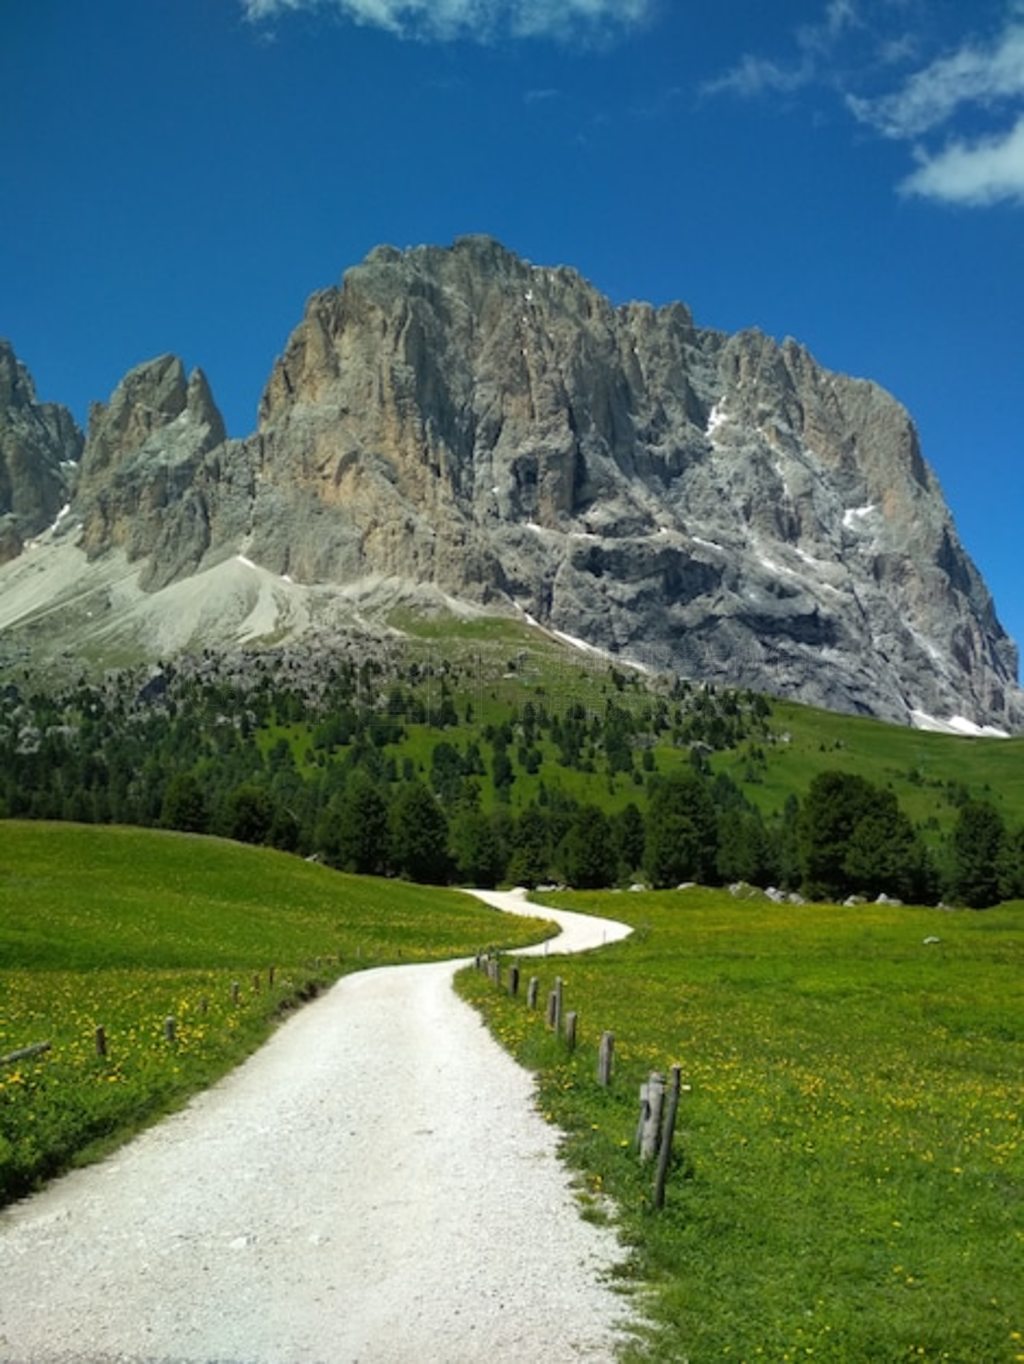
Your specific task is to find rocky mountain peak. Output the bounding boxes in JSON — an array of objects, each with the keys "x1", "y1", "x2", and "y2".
[
  {"x1": 77, "y1": 354, "x2": 226, "y2": 560},
  {"x1": 0, "y1": 339, "x2": 39, "y2": 410},
  {"x1": 1, "y1": 240, "x2": 1019, "y2": 731},
  {"x1": 0, "y1": 339, "x2": 83, "y2": 564}
]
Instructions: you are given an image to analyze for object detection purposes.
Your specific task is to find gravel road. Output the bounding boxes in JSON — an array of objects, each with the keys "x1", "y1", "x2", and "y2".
[{"x1": 0, "y1": 890, "x2": 633, "y2": 1364}]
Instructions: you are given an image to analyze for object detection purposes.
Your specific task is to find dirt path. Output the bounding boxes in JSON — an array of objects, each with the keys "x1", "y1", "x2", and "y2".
[{"x1": 0, "y1": 891, "x2": 633, "y2": 1363}]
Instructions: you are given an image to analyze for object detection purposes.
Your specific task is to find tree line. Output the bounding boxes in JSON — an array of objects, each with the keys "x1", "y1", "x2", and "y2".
[{"x1": 1, "y1": 667, "x2": 1020, "y2": 907}]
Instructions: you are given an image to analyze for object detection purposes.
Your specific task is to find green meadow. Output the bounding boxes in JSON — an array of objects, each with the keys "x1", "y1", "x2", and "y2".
[
  {"x1": 715, "y1": 698, "x2": 1024, "y2": 835},
  {"x1": 0, "y1": 821, "x2": 546, "y2": 1204},
  {"x1": 457, "y1": 889, "x2": 1024, "y2": 1363}
]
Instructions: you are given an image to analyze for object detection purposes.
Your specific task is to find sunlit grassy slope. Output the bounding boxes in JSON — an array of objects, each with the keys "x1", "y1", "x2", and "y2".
[
  {"x1": 0, "y1": 821, "x2": 547, "y2": 1202},
  {"x1": 372, "y1": 615, "x2": 1024, "y2": 831},
  {"x1": 458, "y1": 888, "x2": 1024, "y2": 1362}
]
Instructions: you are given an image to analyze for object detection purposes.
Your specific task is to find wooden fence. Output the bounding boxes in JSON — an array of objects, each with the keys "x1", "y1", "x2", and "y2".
[
  {"x1": 1, "y1": 956, "x2": 344, "y2": 1070},
  {"x1": 473, "y1": 950, "x2": 689, "y2": 1210}
]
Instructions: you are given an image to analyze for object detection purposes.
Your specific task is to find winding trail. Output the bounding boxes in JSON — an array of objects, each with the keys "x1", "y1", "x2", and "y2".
[{"x1": 0, "y1": 890, "x2": 632, "y2": 1364}]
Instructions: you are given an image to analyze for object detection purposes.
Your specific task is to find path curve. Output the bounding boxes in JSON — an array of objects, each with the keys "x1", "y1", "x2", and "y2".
[{"x1": 0, "y1": 890, "x2": 632, "y2": 1364}]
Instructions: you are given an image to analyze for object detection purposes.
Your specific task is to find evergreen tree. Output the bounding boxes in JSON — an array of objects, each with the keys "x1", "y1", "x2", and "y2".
[
  {"x1": 798, "y1": 771, "x2": 876, "y2": 900},
  {"x1": 160, "y1": 771, "x2": 208, "y2": 833},
  {"x1": 491, "y1": 737, "x2": 514, "y2": 802},
  {"x1": 336, "y1": 773, "x2": 391, "y2": 876},
  {"x1": 949, "y1": 800, "x2": 1005, "y2": 908},
  {"x1": 225, "y1": 784, "x2": 274, "y2": 846},
  {"x1": 507, "y1": 805, "x2": 550, "y2": 887},
  {"x1": 614, "y1": 802, "x2": 646, "y2": 875},
  {"x1": 644, "y1": 772, "x2": 719, "y2": 888},
  {"x1": 450, "y1": 808, "x2": 505, "y2": 887},
  {"x1": 717, "y1": 807, "x2": 777, "y2": 887},
  {"x1": 390, "y1": 782, "x2": 450, "y2": 884},
  {"x1": 842, "y1": 792, "x2": 930, "y2": 902},
  {"x1": 561, "y1": 805, "x2": 617, "y2": 889}
]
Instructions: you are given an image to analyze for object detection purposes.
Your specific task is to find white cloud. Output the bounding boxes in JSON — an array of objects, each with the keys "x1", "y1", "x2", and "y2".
[
  {"x1": 849, "y1": 20, "x2": 1024, "y2": 137},
  {"x1": 702, "y1": 0, "x2": 859, "y2": 100},
  {"x1": 702, "y1": 53, "x2": 813, "y2": 100},
  {"x1": 241, "y1": 0, "x2": 653, "y2": 42},
  {"x1": 900, "y1": 113, "x2": 1024, "y2": 204},
  {"x1": 703, "y1": 2, "x2": 1024, "y2": 210}
]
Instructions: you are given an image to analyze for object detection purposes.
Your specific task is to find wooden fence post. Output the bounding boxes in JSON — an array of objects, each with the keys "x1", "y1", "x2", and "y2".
[
  {"x1": 527, "y1": 977, "x2": 539, "y2": 1010},
  {"x1": 639, "y1": 1072, "x2": 666, "y2": 1163},
  {"x1": 508, "y1": 965, "x2": 520, "y2": 998},
  {"x1": 565, "y1": 1010, "x2": 578, "y2": 1052},
  {"x1": 546, "y1": 989, "x2": 557, "y2": 1029},
  {"x1": 553, "y1": 977, "x2": 563, "y2": 1034},
  {"x1": 1, "y1": 1041, "x2": 51, "y2": 1066},
  {"x1": 95, "y1": 1025, "x2": 107, "y2": 1058},
  {"x1": 653, "y1": 1065, "x2": 683, "y2": 1210},
  {"x1": 597, "y1": 1031, "x2": 615, "y2": 1086},
  {"x1": 164, "y1": 1016, "x2": 177, "y2": 1044}
]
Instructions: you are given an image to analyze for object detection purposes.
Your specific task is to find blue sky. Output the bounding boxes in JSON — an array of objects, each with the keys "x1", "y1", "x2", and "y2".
[{"x1": 3, "y1": 0, "x2": 1022, "y2": 662}]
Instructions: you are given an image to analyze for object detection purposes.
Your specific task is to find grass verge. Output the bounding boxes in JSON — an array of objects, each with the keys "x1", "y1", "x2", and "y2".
[{"x1": 456, "y1": 888, "x2": 1023, "y2": 1362}]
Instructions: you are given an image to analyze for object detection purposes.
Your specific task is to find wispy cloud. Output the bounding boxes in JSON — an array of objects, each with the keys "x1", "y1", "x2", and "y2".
[
  {"x1": 241, "y1": 0, "x2": 654, "y2": 42},
  {"x1": 848, "y1": 13, "x2": 1024, "y2": 205},
  {"x1": 704, "y1": 2, "x2": 1024, "y2": 209},
  {"x1": 702, "y1": 53, "x2": 814, "y2": 100},
  {"x1": 702, "y1": 0, "x2": 860, "y2": 99},
  {"x1": 901, "y1": 113, "x2": 1024, "y2": 205},
  {"x1": 848, "y1": 19, "x2": 1024, "y2": 137}
]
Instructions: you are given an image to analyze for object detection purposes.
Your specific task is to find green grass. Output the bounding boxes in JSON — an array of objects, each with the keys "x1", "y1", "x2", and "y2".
[
  {"x1": 0, "y1": 821, "x2": 548, "y2": 1204},
  {"x1": 293, "y1": 615, "x2": 1024, "y2": 830},
  {"x1": 714, "y1": 699, "x2": 1024, "y2": 834},
  {"x1": 456, "y1": 890, "x2": 1024, "y2": 1362}
]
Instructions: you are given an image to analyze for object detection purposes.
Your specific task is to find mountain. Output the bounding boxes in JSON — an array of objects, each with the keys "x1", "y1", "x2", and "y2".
[
  {"x1": 0, "y1": 340, "x2": 83, "y2": 563},
  {"x1": 0, "y1": 237, "x2": 1019, "y2": 731}
]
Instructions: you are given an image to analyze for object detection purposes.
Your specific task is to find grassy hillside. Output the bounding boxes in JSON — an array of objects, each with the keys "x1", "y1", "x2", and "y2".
[
  {"x1": 0, "y1": 821, "x2": 547, "y2": 1203},
  {"x1": 4, "y1": 611, "x2": 1024, "y2": 899},
  {"x1": 714, "y1": 698, "x2": 1024, "y2": 834},
  {"x1": 339, "y1": 615, "x2": 1024, "y2": 833},
  {"x1": 458, "y1": 889, "x2": 1024, "y2": 1362}
]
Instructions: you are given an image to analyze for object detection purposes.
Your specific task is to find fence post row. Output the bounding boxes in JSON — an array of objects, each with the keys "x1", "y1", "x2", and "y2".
[{"x1": 474, "y1": 952, "x2": 684, "y2": 1212}]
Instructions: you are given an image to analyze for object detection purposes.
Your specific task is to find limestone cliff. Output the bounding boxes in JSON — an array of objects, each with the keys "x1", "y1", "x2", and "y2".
[
  {"x1": 5, "y1": 239, "x2": 1019, "y2": 728},
  {"x1": 0, "y1": 340, "x2": 82, "y2": 562}
]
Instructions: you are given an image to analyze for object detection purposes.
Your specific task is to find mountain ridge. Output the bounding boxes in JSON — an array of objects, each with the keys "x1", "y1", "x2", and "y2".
[{"x1": 0, "y1": 236, "x2": 1019, "y2": 731}]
